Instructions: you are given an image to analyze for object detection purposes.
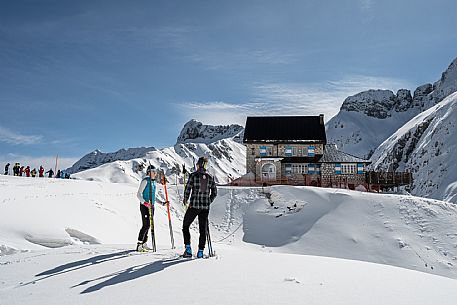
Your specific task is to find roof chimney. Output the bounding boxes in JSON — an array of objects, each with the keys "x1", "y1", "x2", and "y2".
[{"x1": 319, "y1": 114, "x2": 324, "y2": 125}]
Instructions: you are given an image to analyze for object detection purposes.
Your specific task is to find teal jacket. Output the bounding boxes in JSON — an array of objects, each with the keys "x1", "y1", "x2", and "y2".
[{"x1": 137, "y1": 177, "x2": 156, "y2": 204}]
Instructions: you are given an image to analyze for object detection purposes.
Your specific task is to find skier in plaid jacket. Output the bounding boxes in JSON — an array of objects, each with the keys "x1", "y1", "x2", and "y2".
[{"x1": 182, "y1": 156, "x2": 217, "y2": 258}]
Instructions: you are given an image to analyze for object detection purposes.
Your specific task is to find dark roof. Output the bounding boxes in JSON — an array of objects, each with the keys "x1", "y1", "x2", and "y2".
[
  {"x1": 319, "y1": 144, "x2": 371, "y2": 164},
  {"x1": 243, "y1": 116, "x2": 327, "y2": 144},
  {"x1": 280, "y1": 156, "x2": 322, "y2": 163}
]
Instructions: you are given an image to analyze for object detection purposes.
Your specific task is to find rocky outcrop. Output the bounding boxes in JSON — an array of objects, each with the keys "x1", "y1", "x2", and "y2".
[{"x1": 176, "y1": 119, "x2": 244, "y2": 145}]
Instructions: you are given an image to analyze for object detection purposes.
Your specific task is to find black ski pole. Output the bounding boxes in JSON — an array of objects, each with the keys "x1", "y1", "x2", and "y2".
[{"x1": 206, "y1": 221, "x2": 214, "y2": 257}]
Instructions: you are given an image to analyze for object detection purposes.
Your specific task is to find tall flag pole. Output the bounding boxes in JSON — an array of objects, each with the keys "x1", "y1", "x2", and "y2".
[{"x1": 54, "y1": 154, "x2": 59, "y2": 177}]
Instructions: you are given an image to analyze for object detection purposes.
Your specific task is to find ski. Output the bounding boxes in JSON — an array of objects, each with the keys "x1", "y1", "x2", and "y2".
[
  {"x1": 178, "y1": 254, "x2": 214, "y2": 260},
  {"x1": 162, "y1": 176, "x2": 175, "y2": 249}
]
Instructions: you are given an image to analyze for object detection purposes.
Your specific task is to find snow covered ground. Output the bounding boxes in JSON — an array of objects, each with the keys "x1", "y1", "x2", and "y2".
[{"x1": 2, "y1": 175, "x2": 457, "y2": 305}]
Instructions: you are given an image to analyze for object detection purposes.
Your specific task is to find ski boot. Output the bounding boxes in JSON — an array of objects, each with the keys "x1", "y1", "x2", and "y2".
[
  {"x1": 142, "y1": 243, "x2": 152, "y2": 251},
  {"x1": 197, "y1": 249, "x2": 204, "y2": 259},
  {"x1": 182, "y1": 245, "x2": 192, "y2": 258},
  {"x1": 136, "y1": 242, "x2": 148, "y2": 252}
]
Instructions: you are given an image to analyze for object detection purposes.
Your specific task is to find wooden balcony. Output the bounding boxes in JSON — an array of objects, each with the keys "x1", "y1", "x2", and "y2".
[{"x1": 228, "y1": 171, "x2": 413, "y2": 193}]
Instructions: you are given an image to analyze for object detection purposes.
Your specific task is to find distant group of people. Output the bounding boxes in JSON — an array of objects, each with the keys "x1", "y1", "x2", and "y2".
[{"x1": 4, "y1": 163, "x2": 70, "y2": 179}]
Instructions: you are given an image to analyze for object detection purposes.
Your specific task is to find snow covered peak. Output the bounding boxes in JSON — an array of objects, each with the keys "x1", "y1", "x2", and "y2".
[
  {"x1": 176, "y1": 119, "x2": 244, "y2": 145},
  {"x1": 326, "y1": 57, "x2": 457, "y2": 160},
  {"x1": 431, "y1": 57, "x2": 457, "y2": 103},
  {"x1": 66, "y1": 146, "x2": 156, "y2": 174},
  {"x1": 370, "y1": 92, "x2": 457, "y2": 203},
  {"x1": 340, "y1": 89, "x2": 415, "y2": 119}
]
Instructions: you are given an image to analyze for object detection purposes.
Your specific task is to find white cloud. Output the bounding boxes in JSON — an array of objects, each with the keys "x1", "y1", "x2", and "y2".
[
  {"x1": 0, "y1": 154, "x2": 78, "y2": 172},
  {"x1": 0, "y1": 126, "x2": 43, "y2": 145},
  {"x1": 179, "y1": 75, "x2": 413, "y2": 126},
  {"x1": 185, "y1": 48, "x2": 298, "y2": 70},
  {"x1": 359, "y1": 0, "x2": 375, "y2": 21},
  {"x1": 360, "y1": 0, "x2": 374, "y2": 11}
]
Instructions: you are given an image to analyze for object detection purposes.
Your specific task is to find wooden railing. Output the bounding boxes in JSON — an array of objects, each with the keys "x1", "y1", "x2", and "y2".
[
  {"x1": 365, "y1": 171, "x2": 412, "y2": 186},
  {"x1": 229, "y1": 171, "x2": 413, "y2": 192}
]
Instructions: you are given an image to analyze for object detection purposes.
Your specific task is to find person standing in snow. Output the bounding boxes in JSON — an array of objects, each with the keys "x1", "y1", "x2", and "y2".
[
  {"x1": 13, "y1": 163, "x2": 17, "y2": 176},
  {"x1": 31, "y1": 168, "x2": 37, "y2": 177},
  {"x1": 13, "y1": 163, "x2": 20, "y2": 176},
  {"x1": 39, "y1": 166, "x2": 44, "y2": 177},
  {"x1": 182, "y1": 156, "x2": 217, "y2": 258},
  {"x1": 19, "y1": 166, "x2": 24, "y2": 176},
  {"x1": 45, "y1": 168, "x2": 54, "y2": 178},
  {"x1": 56, "y1": 170, "x2": 61, "y2": 178},
  {"x1": 4, "y1": 163, "x2": 10, "y2": 175},
  {"x1": 25, "y1": 166, "x2": 31, "y2": 177},
  {"x1": 135, "y1": 165, "x2": 158, "y2": 252}
]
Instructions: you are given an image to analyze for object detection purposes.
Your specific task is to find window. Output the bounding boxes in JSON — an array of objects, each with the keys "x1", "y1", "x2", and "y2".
[
  {"x1": 340, "y1": 163, "x2": 357, "y2": 174},
  {"x1": 335, "y1": 163, "x2": 341, "y2": 174},
  {"x1": 267, "y1": 147, "x2": 273, "y2": 156},
  {"x1": 308, "y1": 146, "x2": 315, "y2": 157},
  {"x1": 259, "y1": 146, "x2": 267, "y2": 157},
  {"x1": 292, "y1": 147, "x2": 297, "y2": 156},
  {"x1": 308, "y1": 163, "x2": 315, "y2": 174},
  {"x1": 292, "y1": 164, "x2": 299, "y2": 173},
  {"x1": 357, "y1": 163, "x2": 364, "y2": 174},
  {"x1": 285, "y1": 146, "x2": 292, "y2": 157},
  {"x1": 285, "y1": 164, "x2": 292, "y2": 176}
]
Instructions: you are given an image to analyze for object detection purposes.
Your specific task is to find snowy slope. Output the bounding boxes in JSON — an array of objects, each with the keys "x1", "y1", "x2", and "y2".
[
  {"x1": 69, "y1": 119, "x2": 246, "y2": 185},
  {"x1": 326, "y1": 57, "x2": 457, "y2": 159},
  {"x1": 3, "y1": 176, "x2": 457, "y2": 304},
  {"x1": 72, "y1": 137, "x2": 246, "y2": 185},
  {"x1": 66, "y1": 147, "x2": 156, "y2": 174},
  {"x1": 3, "y1": 176, "x2": 457, "y2": 277},
  {"x1": 371, "y1": 92, "x2": 457, "y2": 203},
  {"x1": 2, "y1": 244, "x2": 457, "y2": 305}
]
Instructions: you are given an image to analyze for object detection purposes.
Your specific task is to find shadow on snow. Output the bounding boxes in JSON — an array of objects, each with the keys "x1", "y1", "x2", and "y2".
[{"x1": 74, "y1": 257, "x2": 188, "y2": 294}]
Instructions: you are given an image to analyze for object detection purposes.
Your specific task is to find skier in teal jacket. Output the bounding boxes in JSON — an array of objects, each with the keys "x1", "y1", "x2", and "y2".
[{"x1": 135, "y1": 165, "x2": 157, "y2": 252}]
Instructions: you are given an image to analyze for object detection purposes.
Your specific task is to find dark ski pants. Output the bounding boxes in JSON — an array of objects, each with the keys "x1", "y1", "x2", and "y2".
[
  {"x1": 138, "y1": 204, "x2": 153, "y2": 243},
  {"x1": 182, "y1": 207, "x2": 209, "y2": 250}
]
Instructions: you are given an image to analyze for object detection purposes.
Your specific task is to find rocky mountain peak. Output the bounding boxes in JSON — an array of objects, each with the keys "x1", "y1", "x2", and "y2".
[
  {"x1": 176, "y1": 119, "x2": 244, "y2": 145},
  {"x1": 340, "y1": 89, "x2": 416, "y2": 119}
]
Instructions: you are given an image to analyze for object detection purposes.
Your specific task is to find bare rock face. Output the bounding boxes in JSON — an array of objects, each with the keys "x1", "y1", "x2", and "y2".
[
  {"x1": 340, "y1": 89, "x2": 416, "y2": 119},
  {"x1": 176, "y1": 119, "x2": 244, "y2": 145}
]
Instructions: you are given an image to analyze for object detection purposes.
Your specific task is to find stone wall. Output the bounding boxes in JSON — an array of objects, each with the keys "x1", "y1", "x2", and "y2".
[
  {"x1": 245, "y1": 143, "x2": 324, "y2": 175},
  {"x1": 321, "y1": 163, "x2": 365, "y2": 187}
]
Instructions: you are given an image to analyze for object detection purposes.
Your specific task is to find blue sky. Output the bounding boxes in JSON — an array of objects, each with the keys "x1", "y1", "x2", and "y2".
[{"x1": 1, "y1": 0, "x2": 457, "y2": 169}]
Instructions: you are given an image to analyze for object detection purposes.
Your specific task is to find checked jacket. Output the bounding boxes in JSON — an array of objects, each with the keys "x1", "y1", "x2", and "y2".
[{"x1": 184, "y1": 170, "x2": 217, "y2": 209}]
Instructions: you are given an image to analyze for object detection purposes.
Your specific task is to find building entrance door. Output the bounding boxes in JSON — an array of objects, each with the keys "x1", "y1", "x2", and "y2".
[{"x1": 261, "y1": 163, "x2": 276, "y2": 180}]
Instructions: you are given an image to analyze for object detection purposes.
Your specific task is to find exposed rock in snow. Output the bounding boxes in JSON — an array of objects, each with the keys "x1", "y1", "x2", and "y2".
[
  {"x1": 325, "y1": 89, "x2": 421, "y2": 159},
  {"x1": 66, "y1": 147, "x2": 156, "y2": 174},
  {"x1": 371, "y1": 92, "x2": 457, "y2": 203},
  {"x1": 326, "y1": 57, "x2": 457, "y2": 159},
  {"x1": 176, "y1": 119, "x2": 244, "y2": 145},
  {"x1": 340, "y1": 89, "x2": 415, "y2": 119}
]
